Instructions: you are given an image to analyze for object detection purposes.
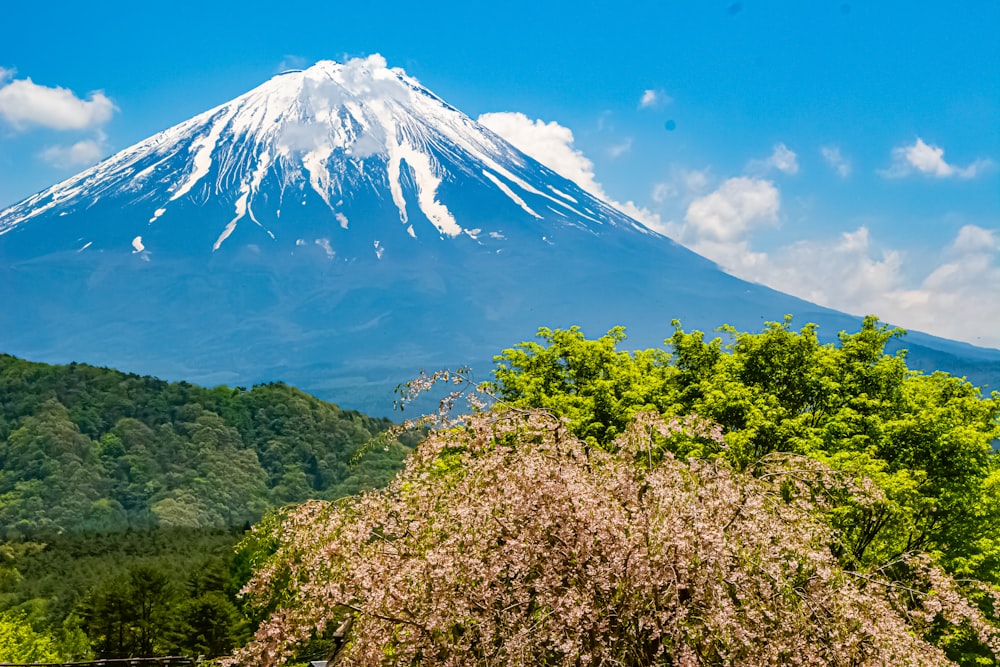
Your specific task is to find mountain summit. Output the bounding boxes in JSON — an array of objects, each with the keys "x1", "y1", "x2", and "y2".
[
  {"x1": 1, "y1": 56, "x2": 997, "y2": 413},
  {"x1": 0, "y1": 55, "x2": 652, "y2": 260}
]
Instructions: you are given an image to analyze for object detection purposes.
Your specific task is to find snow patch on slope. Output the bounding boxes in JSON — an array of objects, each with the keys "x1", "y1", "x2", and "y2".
[
  {"x1": 483, "y1": 169, "x2": 541, "y2": 219},
  {"x1": 170, "y1": 109, "x2": 233, "y2": 202},
  {"x1": 397, "y1": 148, "x2": 460, "y2": 236}
]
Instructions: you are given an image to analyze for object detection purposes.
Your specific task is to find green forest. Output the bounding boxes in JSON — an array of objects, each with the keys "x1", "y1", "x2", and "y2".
[
  {"x1": 0, "y1": 355, "x2": 414, "y2": 662},
  {"x1": 3, "y1": 317, "x2": 1000, "y2": 666}
]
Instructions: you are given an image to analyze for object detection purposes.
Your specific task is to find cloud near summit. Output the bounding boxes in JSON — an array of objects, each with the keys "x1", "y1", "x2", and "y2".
[
  {"x1": 477, "y1": 111, "x2": 664, "y2": 232},
  {"x1": 477, "y1": 112, "x2": 603, "y2": 195},
  {"x1": 39, "y1": 134, "x2": 109, "y2": 168}
]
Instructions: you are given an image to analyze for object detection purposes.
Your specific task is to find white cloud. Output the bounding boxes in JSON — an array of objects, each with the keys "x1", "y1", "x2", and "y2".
[
  {"x1": 477, "y1": 111, "x2": 665, "y2": 232},
  {"x1": 0, "y1": 75, "x2": 116, "y2": 131},
  {"x1": 903, "y1": 138, "x2": 956, "y2": 177},
  {"x1": 277, "y1": 54, "x2": 310, "y2": 72},
  {"x1": 951, "y1": 224, "x2": 998, "y2": 254},
  {"x1": 684, "y1": 169, "x2": 711, "y2": 194},
  {"x1": 689, "y1": 237, "x2": 772, "y2": 275},
  {"x1": 683, "y1": 218, "x2": 1000, "y2": 348},
  {"x1": 820, "y1": 145, "x2": 851, "y2": 177},
  {"x1": 793, "y1": 225, "x2": 1000, "y2": 347},
  {"x1": 39, "y1": 133, "x2": 108, "y2": 168},
  {"x1": 478, "y1": 112, "x2": 603, "y2": 195},
  {"x1": 768, "y1": 143, "x2": 799, "y2": 175},
  {"x1": 639, "y1": 89, "x2": 671, "y2": 109},
  {"x1": 613, "y1": 200, "x2": 668, "y2": 234},
  {"x1": 651, "y1": 176, "x2": 781, "y2": 277},
  {"x1": 755, "y1": 228, "x2": 905, "y2": 309},
  {"x1": 748, "y1": 143, "x2": 799, "y2": 176},
  {"x1": 651, "y1": 182, "x2": 674, "y2": 205},
  {"x1": 684, "y1": 177, "x2": 780, "y2": 243},
  {"x1": 881, "y1": 137, "x2": 992, "y2": 179}
]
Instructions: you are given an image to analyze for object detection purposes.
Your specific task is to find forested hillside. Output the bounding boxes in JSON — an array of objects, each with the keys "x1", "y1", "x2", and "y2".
[
  {"x1": 0, "y1": 355, "x2": 414, "y2": 662},
  {"x1": 0, "y1": 354, "x2": 414, "y2": 539}
]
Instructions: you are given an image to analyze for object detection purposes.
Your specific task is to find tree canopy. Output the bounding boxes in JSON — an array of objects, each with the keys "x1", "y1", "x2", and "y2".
[
  {"x1": 232, "y1": 317, "x2": 1000, "y2": 666},
  {"x1": 0, "y1": 610, "x2": 61, "y2": 663},
  {"x1": 0, "y1": 355, "x2": 417, "y2": 662}
]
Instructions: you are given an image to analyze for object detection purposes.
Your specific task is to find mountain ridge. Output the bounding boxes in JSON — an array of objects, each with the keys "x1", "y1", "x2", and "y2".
[{"x1": 1, "y1": 56, "x2": 997, "y2": 414}]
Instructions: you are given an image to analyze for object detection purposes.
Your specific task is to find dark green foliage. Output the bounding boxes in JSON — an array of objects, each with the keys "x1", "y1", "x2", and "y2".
[
  {"x1": 176, "y1": 590, "x2": 242, "y2": 658},
  {"x1": 0, "y1": 355, "x2": 411, "y2": 539},
  {"x1": 0, "y1": 528, "x2": 249, "y2": 659},
  {"x1": 81, "y1": 566, "x2": 175, "y2": 658}
]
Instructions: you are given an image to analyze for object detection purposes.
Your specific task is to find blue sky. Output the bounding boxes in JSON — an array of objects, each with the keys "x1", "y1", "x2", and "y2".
[{"x1": 1, "y1": 1, "x2": 998, "y2": 347}]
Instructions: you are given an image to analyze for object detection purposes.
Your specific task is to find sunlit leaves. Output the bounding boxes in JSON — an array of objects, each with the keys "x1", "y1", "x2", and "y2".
[
  {"x1": 491, "y1": 317, "x2": 1000, "y2": 578},
  {"x1": 0, "y1": 611, "x2": 60, "y2": 663}
]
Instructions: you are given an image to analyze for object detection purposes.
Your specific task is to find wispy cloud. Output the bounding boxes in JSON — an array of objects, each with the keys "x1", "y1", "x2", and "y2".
[
  {"x1": 39, "y1": 132, "x2": 108, "y2": 168},
  {"x1": 0, "y1": 73, "x2": 116, "y2": 131},
  {"x1": 764, "y1": 224, "x2": 1000, "y2": 347},
  {"x1": 477, "y1": 111, "x2": 664, "y2": 231},
  {"x1": 639, "y1": 88, "x2": 671, "y2": 110},
  {"x1": 747, "y1": 143, "x2": 799, "y2": 176},
  {"x1": 881, "y1": 137, "x2": 992, "y2": 179},
  {"x1": 608, "y1": 137, "x2": 633, "y2": 158},
  {"x1": 277, "y1": 54, "x2": 310, "y2": 72},
  {"x1": 820, "y1": 145, "x2": 851, "y2": 177},
  {"x1": 651, "y1": 167, "x2": 712, "y2": 205},
  {"x1": 676, "y1": 212, "x2": 1000, "y2": 348}
]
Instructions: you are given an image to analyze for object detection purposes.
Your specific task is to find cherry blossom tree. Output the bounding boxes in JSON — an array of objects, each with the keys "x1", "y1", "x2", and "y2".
[{"x1": 230, "y1": 408, "x2": 998, "y2": 666}]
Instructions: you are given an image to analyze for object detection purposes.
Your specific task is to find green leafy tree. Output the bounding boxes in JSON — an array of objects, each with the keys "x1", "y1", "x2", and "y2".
[
  {"x1": 0, "y1": 355, "x2": 411, "y2": 538},
  {"x1": 492, "y1": 326, "x2": 673, "y2": 446},
  {"x1": 0, "y1": 610, "x2": 61, "y2": 663},
  {"x1": 492, "y1": 317, "x2": 1000, "y2": 577},
  {"x1": 0, "y1": 399, "x2": 105, "y2": 538}
]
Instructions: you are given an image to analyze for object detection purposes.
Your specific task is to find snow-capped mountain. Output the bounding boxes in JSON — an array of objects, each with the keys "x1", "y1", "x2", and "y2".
[
  {"x1": 1, "y1": 57, "x2": 997, "y2": 414},
  {"x1": 0, "y1": 56, "x2": 653, "y2": 260}
]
